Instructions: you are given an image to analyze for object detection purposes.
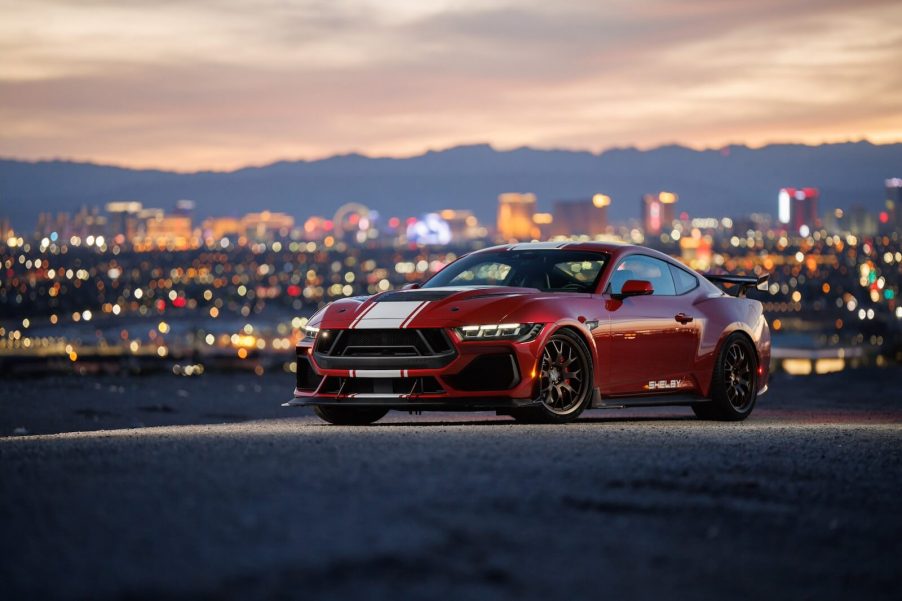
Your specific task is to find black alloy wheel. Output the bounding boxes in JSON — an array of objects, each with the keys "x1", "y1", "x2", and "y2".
[
  {"x1": 693, "y1": 333, "x2": 758, "y2": 421},
  {"x1": 723, "y1": 341, "x2": 754, "y2": 410},
  {"x1": 512, "y1": 329, "x2": 593, "y2": 424}
]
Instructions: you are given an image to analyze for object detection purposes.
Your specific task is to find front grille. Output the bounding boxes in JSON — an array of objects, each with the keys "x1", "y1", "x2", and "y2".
[
  {"x1": 317, "y1": 329, "x2": 453, "y2": 357},
  {"x1": 313, "y1": 329, "x2": 457, "y2": 369}
]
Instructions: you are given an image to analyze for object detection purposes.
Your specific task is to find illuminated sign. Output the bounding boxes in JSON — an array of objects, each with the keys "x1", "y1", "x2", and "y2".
[{"x1": 407, "y1": 213, "x2": 451, "y2": 245}]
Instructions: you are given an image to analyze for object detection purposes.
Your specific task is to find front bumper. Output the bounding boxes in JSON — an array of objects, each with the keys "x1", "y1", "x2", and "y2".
[{"x1": 289, "y1": 328, "x2": 547, "y2": 409}]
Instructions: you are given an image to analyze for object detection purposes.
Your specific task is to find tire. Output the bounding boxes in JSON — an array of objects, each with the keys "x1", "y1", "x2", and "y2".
[
  {"x1": 313, "y1": 405, "x2": 389, "y2": 425},
  {"x1": 511, "y1": 329, "x2": 593, "y2": 424},
  {"x1": 693, "y1": 333, "x2": 758, "y2": 421}
]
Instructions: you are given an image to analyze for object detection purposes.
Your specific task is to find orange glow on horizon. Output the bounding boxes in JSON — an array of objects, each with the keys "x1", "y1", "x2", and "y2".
[{"x1": 0, "y1": 2, "x2": 900, "y2": 171}]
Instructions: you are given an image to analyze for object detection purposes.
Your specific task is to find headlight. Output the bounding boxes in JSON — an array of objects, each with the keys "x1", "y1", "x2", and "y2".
[
  {"x1": 303, "y1": 324, "x2": 320, "y2": 341},
  {"x1": 455, "y1": 323, "x2": 542, "y2": 341}
]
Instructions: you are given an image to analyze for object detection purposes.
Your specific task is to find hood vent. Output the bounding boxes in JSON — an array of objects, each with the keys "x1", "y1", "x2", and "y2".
[{"x1": 375, "y1": 290, "x2": 459, "y2": 302}]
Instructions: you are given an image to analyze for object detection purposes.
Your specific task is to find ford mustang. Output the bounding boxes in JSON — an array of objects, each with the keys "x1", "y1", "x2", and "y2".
[{"x1": 285, "y1": 242, "x2": 770, "y2": 424}]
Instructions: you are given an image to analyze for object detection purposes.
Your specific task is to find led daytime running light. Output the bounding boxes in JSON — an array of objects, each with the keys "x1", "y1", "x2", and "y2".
[{"x1": 456, "y1": 323, "x2": 541, "y2": 341}]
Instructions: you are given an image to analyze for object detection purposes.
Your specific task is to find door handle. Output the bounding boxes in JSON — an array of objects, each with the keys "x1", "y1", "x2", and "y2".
[{"x1": 675, "y1": 313, "x2": 693, "y2": 324}]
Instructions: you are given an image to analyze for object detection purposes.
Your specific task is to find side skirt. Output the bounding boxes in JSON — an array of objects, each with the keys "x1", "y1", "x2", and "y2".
[{"x1": 591, "y1": 392, "x2": 710, "y2": 409}]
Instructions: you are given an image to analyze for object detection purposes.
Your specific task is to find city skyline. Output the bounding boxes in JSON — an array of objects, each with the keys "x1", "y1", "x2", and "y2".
[
  {"x1": 2, "y1": 0, "x2": 901, "y2": 170},
  {"x1": 12, "y1": 179, "x2": 897, "y2": 251},
  {"x1": 2, "y1": 141, "x2": 899, "y2": 233}
]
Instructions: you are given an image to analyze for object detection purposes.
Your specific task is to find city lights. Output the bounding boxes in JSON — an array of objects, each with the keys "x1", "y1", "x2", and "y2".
[{"x1": 0, "y1": 179, "x2": 899, "y2": 378}]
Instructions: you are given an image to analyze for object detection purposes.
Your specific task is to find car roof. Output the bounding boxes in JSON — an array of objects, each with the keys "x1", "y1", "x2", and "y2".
[
  {"x1": 473, "y1": 240, "x2": 647, "y2": 257},
  {"x1": 443, "y1": 241, "x2": 723, "y2": 294}
]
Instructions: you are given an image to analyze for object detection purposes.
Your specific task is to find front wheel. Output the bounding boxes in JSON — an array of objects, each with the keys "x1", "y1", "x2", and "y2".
[
  {"x1": 511, "y1": 329, "x2": 593, "y2": 424},
  {"x1": 314, "y1": 405, "x2": 388, "y2": 425},
  {"x1": 693, "y1": 333, "x2": 758, "y2": 421}
]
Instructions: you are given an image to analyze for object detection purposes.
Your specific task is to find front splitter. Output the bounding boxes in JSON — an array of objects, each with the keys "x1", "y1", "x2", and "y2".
[{"x1": 283, "y1": 395, "x2": 539, "y2": 410}]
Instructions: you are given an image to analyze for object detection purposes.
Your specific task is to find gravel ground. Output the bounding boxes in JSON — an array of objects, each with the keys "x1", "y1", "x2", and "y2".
[{"x1": 1, "y1": 368, "x2": 901, "y2": 600}]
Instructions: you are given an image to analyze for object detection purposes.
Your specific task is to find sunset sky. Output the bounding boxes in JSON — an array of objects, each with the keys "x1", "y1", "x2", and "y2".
[{"x1": 1, "y1": 0, "x2": 901, "y2": 171}]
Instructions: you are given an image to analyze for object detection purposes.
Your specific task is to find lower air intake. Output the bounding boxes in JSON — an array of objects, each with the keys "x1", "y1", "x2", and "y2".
[{"x1": 444, "y1": 354, "x2": 520, "y2": 391}]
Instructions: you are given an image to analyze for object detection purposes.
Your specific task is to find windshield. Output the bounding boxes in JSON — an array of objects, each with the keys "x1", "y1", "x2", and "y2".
[{"x1": 423, "y1": 250, "x2": 609, "y2": 292}]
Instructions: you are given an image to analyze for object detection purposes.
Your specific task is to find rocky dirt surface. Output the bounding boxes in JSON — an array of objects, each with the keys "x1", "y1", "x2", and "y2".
[{"x1": 1, "y1": 368, "x2": 900, "y2": 599}]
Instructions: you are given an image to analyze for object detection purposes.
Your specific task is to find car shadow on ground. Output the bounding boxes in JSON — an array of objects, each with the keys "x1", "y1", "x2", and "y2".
[{"x1": 370, "y1": 414, "x2": 698, "y2": 427}]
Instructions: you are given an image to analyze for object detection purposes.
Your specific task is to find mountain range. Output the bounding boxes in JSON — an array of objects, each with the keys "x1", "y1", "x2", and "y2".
[{"x1": 1, "y1": 141, "x2": 900, "y2": 230}]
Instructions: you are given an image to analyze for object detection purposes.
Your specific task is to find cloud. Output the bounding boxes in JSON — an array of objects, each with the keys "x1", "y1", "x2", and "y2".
[{"x1": 0, "y1": 0, "x2": 900, "y2": 169}]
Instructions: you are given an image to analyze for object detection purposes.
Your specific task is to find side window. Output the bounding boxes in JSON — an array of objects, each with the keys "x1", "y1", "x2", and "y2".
[
  {"x1": 669, "y1": 264, "x2": 699, "y2": 295},
  {"x1": 608, "y1": 255, "x2": 676, "y2": 296}
]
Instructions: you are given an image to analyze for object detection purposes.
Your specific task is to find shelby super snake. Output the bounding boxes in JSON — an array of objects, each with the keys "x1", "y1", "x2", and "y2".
[{"x1": 286, "y1": 241, "x2": 770, "y2": 424}]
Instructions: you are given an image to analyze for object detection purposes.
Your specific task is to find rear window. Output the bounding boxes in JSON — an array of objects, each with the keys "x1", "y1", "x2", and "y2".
[{"x1": 669, "y1": 264, "x2": 699, "y2": 295}]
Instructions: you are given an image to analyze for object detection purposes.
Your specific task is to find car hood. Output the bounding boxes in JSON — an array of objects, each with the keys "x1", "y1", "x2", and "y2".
[{"x1": 315, "y1": 286, "x2": 552, "y2": 330}]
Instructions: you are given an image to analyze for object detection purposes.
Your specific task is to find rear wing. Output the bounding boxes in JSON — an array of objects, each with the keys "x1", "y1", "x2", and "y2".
[{"x1": 703, "y1": 273, "x2": 769, "y2": 298}]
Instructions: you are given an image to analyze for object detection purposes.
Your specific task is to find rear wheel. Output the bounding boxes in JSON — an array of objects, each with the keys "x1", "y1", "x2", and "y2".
[
  {"x1": 313, "y1": 405, "x2": 388, "y2": 425},
  {"x1": 512, "y1": 329, "x2": 593, "y2": 424},
  {"x1": 693, "y1": 333, "x2": 758, "y2": 421}
]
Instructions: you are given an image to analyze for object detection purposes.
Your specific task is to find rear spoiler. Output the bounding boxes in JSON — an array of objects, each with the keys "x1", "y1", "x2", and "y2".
[{"x1": 703, "y1": 273, "x2": 769, "y2": 298}]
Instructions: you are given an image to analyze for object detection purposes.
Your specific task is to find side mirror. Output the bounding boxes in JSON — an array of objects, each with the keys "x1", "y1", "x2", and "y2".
[
  {"x1": 401, "y1": 283, "x2": 422, "y2": 290},
  {"x1": 616, "y1": 279, "x2": 654, "y2": 298}
]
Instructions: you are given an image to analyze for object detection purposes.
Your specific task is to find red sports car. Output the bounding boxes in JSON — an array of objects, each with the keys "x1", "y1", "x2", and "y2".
[{"x1": 286, "y1": 242, "x2": 770, "y2": 425}]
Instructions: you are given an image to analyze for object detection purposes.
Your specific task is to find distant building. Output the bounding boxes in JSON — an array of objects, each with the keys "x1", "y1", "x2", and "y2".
[
  {"x1": 532, "y1": 212, "x2": 554, "y2": 239},
  {"x1": 34, "y1": 210, "x2": 93, "y2": 239},
  {"x1": 35, "y1": 212, "x2": 52, "y2": 238},
  {"x1": 242, "y1": 211, "x2": 294, "y2": 240},
  {"x1": 886, "y1": 178, "x2": 901, "y2": 231},
  {"x1": 679, "y1": 232, "x2": 713, "y2": 271},
  {"x1": 778, "y1": 187, "x2": 819, "y2": 234},
  {"x1": 551, "y1": 194, "x2": 610, "y2": 237},
  {"x1": 138, "y1": 208, "x2": 165, "y2": 221},
  {"x1": 202, "y1": 217, "x2": 243, "y2": 240},
  {"x1": 70, "y1": 206, "x2": 108, "y2": 239},
  {"x1": 37, "y1": 212, "x2": 65, "y2": 239},
  {"x1": 641, "y1": 192, "x2": 677, "y2": 236},
  {"x1": 824, "y1": 206, "x2": 877, "y2": 237},
  {"x1": 105, "y1": 201, "x2": 143, "y2": 240},
  {"x1": 848, "y1": 205, "x2": 878, "y2": 237},
  {"x1": 497, "y1": 193, "x2": 539, "y2": 241},
  {"x1": 438, "y1": 210, "x2": 485, "y2": 242},
  {"x1": 144, "y1": 215, "x2": 193, "y2": 249}
]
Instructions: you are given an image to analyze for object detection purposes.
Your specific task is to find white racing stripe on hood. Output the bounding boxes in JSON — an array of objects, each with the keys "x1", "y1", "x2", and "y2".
[
  {"x1": 348, "y1": 301, "x2": 377, "y2": 328},
  {"x1": 352, "y1": 300, "x2": 429, "y2": 329},
  {"x1": 400, "y1": 300, "x2": 430, "y2": 328}
]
